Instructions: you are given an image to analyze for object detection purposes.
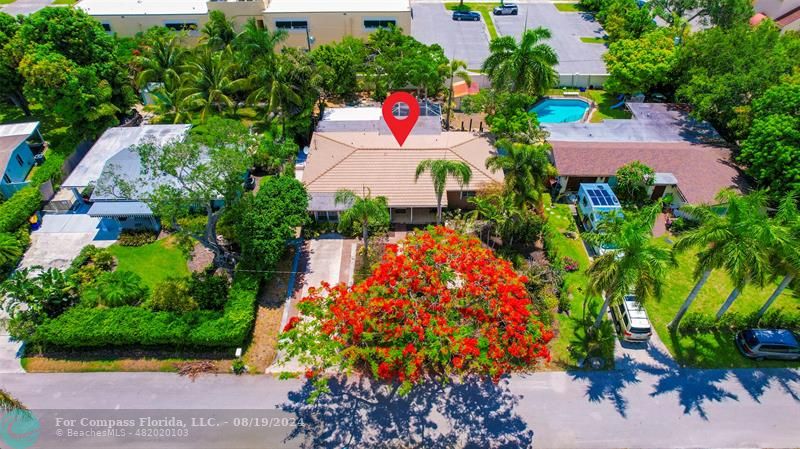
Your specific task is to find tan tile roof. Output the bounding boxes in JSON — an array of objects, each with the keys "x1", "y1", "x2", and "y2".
[
  {"x1": 303, "y1": 132, "x2": 503, "y2": 208},
  {"x1": 551, "y1": 141, "x2": 749, "y2": 204}
]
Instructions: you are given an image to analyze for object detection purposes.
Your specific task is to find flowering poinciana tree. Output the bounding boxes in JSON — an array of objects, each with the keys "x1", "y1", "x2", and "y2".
[{"x1": 279, "y1": 227, "x2": 552, "y2": 393}]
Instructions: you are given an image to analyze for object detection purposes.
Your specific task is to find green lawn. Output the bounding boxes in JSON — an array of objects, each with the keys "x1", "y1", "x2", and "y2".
[
  {"x1": 580, "y1": 37, "x2": 606, "y2": 44},
  {"x1": 444, "y1": 2, "x2": 499, "y2": 40},
  {"x1": 644, "y1": 238, "x2": 800, "y2": 368},
  {"x1": 584, "y1": 90, "x2": 632, "y2": 122},
  {"x1": 0, "y1": 0, "x2": 17, "y2": 5},
  {"x1": 52, "y1": 0, "x2": 76, "y2": 4},
  {"x1": 554, "y1": 2, "x2": 582, "y2": 12},
  {"x1": 108, "y1": 237, "x2": 190, "y2": 289},
  {"x1": 544, "y1": 196, "x2": 616, "y2": 369}
]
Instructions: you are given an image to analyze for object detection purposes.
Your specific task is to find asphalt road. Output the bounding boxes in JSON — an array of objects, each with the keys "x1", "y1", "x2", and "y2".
[
  {"x1": 411, "y1": 3, "x2": 491, "y2": 70},
  {"x1": 4, "y1": 355, "x2": 800, "y2": 449},
  {"x1": 493, "y1": 4, "x2": 608, "y2": 74},
  {"x1": 1, "y1": 0, "x2": 53, "y2": 15}
]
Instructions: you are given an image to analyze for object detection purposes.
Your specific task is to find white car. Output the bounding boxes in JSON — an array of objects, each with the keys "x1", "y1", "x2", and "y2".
[
  {"x1": 493, "y1": 4, "x2": 519, "y2": 15},
  {"x1": 611, "y1": 295, "x2": 652, "y2": 342}
]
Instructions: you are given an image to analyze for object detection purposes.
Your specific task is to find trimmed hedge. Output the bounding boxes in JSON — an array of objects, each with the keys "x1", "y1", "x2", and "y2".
[
  {"x1": 679, "y1": 310, "x2": 800, "y2": 334},
  {"x1": 0, "y1": 187, "x2": 42, "y2": 233},
  {"x1": 29, "y1": 153, "x2": 66, "y2": 187},
  {"x1": 32, "y1": 274, "x2": 260, "y2": 349}
]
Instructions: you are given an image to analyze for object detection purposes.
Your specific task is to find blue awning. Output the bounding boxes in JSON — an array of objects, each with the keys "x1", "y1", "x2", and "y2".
[{"x1": 88, "y1": 201, "x2": 153, "y2": 217}]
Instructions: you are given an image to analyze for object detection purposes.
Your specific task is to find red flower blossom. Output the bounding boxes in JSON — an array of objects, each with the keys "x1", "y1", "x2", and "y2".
[{"x1": 283, "y1": 316, "x2": 301, "y2": 332}]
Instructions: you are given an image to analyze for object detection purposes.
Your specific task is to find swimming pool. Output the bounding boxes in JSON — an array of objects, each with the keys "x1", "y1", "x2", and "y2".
[{"x1": 530, "y1": 98, "x2": 590, "y2": 123}]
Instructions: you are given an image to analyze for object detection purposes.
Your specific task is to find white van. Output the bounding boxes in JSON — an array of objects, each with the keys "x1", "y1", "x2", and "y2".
[{"x1": 612, "y1": 295, "x2": 652, "y2": 342}]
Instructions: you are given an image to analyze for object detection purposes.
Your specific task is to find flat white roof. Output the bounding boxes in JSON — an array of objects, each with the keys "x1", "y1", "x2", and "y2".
[
  {"x1": 322, "y1": 107, "x2": 382, "y2": 122},
  {"x1": 265, "y1": 0, "x2": 410, "y2": 14},
  {"x1": 76, "y1": 0, "x2": 207, "y2": 16},
  {"x1": 0, "y1": 122, "x2": 38, "y2": 138},
  {"x1": 62, "y1": 125, "x2": 190, "y2": 189}
]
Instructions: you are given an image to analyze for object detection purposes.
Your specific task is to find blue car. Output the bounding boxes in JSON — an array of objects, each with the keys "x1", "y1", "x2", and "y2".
[
  {"x1": 453, "y1": 10, "x2": 481, "y2": 21},
  {"x1": 735, "y1": 329, "x2": 800, "y2": 361}
]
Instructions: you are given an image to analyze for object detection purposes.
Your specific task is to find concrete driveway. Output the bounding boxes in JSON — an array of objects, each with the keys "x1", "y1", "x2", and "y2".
[
  {"x1": 493, "y1": 4, "x2": 607, "y2": 74},
  {"x1": 0, "y1": 311, "x2": 24, "y2": 373},
  {"x1": 1, "y1": 0, "x2": 53, "y2": 15},
  {"x1": 20, "y1": 214, "x2": 117, "y2": 270},
  {"x1": 411, "y1": 3, "x2": 490, "y2": 69}
]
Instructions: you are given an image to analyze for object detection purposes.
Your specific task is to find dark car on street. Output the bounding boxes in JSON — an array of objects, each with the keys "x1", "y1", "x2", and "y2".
[
  {"x1": 452, "y1": 10, "x2": 481, "y2": 21},
  {"x1": 735, "y1": 329, "x2": 800, "y2": 361}
]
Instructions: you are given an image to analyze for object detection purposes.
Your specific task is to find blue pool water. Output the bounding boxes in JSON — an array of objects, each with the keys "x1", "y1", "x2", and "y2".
[{"x1": 530, "y1": 98, "x2": 589, "y2": 123}]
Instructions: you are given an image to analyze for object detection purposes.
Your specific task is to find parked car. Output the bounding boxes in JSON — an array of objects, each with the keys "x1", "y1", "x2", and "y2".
[
  {"x1": 611, "y1": 295, "x2": 652, "y2": 342},
  {"x1": 493, "y1": 3, "x2": 519, "y2": 15},
  {"x1": 735, "y1": 329, "x2": 800, "y2": 361},
  {"x1": 453, "y1": 10, "x2": 481, "y2": 21}
]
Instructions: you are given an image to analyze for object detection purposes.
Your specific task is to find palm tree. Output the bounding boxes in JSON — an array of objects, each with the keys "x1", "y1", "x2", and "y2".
[
  {"x1": 182, "y1": 46, "x2": 247, "y2": 120},
  {"x1": 335, "y1": 188, "x2": 389, "y2": 266},
  {"x1": 149, "y1": 70, "x2": 192, "y2": 124},
  {"x1": 757, "y1": 192, "x2": 800, "y2": 319},
  {"x1": 485, "y1": 139, "x2": 556, "y2": 211},
  {"x1": 136, "y1": 32, "x2": 187, "y2": 89},
  {"x1": 587, "y1": 205, "x2": 675, "y2": 330},
  {"x1": 469, "y1": 187, "x2": 518, "y2": 247},
  {"x1": 234, "y1": 19, "x2": 287, "y2": 66},
  {"x1": 414, "y1": 159, "x2": 472, "y2": 224},
  {"x1": 481, "y1": 27, "x2": 559, "y2": 96},
  {"x1": 0, "y1": 233, "x2": 22, "y2": 267},
  {"x1": 712, "y1": 191, "x2": 786, "y2": 320},
  {"x1": 443, "y1": 59, "x2": 471, "y2": 130},
  {"x1": 667, "y1": 190, "x2": 778, "y2": 330},
  {"x1": 0, "y1": 389, "x2": 25, "y2": 413},
  {"x1": 247, "y1": 52, "x2": 308, "y2": 137},
  {"x1": 202, "y1": 10, "x2": 236, "y2": 51}
]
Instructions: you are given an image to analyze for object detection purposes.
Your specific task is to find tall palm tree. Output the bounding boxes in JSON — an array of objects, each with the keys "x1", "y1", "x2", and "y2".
[
  {"x1": 667, "y1": 190, "x2": 778, "y2": 330},
  {"x1": 481, "y1": 27, "x2": 559, "y2": 96},
  {"x1": 757, "y1": 192, "x2": 800, "y2": 318},
  {"x1": 485, "y1": 139, "x2": 556, "y2": 211},
  {"x1": 713, "y1": 191, "x2": 785, "y2": 320},
  {"x1": 247, "y1": 52, "x2": 307, "y2": 137},
  {"x1": 136, "y1": 33, "x2": 187, "y2": 89},
  {"x1": 182, "y1": 46, "x2": 247, "y2": 120},
  {"x1": 587, "y1": 205, "x2": 675, "y2": 330},
  {"x1": 335, "y1": 188, "x2": 389, "y2": 266},
  {"x1": 234, "y1": 19, "x2": 287, "y2": 66},
  {"x1": 443, "y1": 59, "x2": 471, "y2": 130},
  {"x1": 149, "y1": 70, "x2": 192, "y2": 124},
  {"x1": 0, "y1": 233, "x2": 22, "y2": 267},
  {"x1": 202, "y1": 10, "x2": 236, "y2": 51},
  {"x1": 414, "y1": 159, "x2": 472, "y2": 224}
]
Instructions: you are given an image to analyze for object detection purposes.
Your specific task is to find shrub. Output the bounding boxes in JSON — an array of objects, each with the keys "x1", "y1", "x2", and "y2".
[
  {"x1": 232, "y1": 358, "x2": 247, "y2": 375},
  {"x1": 679, "y1": 313, "x2": 716, "y2": 333},
  {"x1": 669, "y1": 217, "x2": 699, "y2": 234},
  {"x1": 81, "y1": 271, "x2": 149, "y2": 308},
  {"x1": 562, "y1": 256, "x2": 579, "y2": 272},
  {"x1": 146, "y1": 278, "x2": 198, "y2": 313},
  {"x1": 188, "y1": 268, "x2": 229, "y2": 310},
  {"x1": 679, "y1": 311, "x2": 800, "y2": 334},
  {"x1": 117, "y1": 230, "x2": 158, "y2": 247},
  {"x1": 0, "y1": 188, "x2": 41, "y2": 233},
  {"x1": 28, "y1": 153, "x2": 66, "y2": 187},
  {"x1": 32, "y1": 273, "x2": 259, "y2": 349}
]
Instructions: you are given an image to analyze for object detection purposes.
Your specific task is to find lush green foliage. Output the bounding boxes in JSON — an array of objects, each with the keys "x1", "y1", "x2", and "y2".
[
  {"x1": 415, "y1": 159, "x2": 473, "y2": 223},
  {"x1": 486, "y1": 140, "x2": 556, "y2": 210},
  {"x1": 679, "y1": 310, "x2": 800, "y2": 334},
  {"x1": 117, "y1": 230, "x2": 158, "y2": 247},
  {"x1": 597, "y1": 0, "x2": 657, "y2": 42},
  {"x1": 2, "y1": 8, "x2": 135, "y2": 138},
  {"x1": 675, "y1": 22, "x2": 800, "y2": 140},
  {"x1": 81, "y1": 271, "x2": 149, "y2": 308},
  {"x1": 604, "y1": 28, "x2": 679, "y2": 94},
  {"x1": 613, "y1": 161, "x2": 655, "y2": 206},
  {"x1": 33, "y1": 274, "x2": 258, "y2": 348},
  {"x1": 145, "y1": 277, "x2": 198, "y2": 312},
  {"x1": 311, "y1": 37, "x2": 366, "y2": 100},
  {"x1": 484, "y1": 92, "x2": 549, "y2": 144},
  {"x1": 234, "y1": 176, "x2": 309, "y2": 279},
  {"x1": 0, "y1": 187, "x2": 41, "y2": 233},
  {"x1": 482, "y1": 28, "x2": 558, "y2": 96},
  {"x1": 335, "y1": 188, "x2": 390, "y2": 256},
  {"x1": 0, "y1": 232, "x2": 23, "y2": 267},
  {"x1": 280, "y1": 227, "x2": 553, "y2": 389},
  {"x1": 647, "y1": 0, "x2": 754, "y2": 28},
  {"x1": 188, "y1": 268, "x2": 229, "y2": 310},
  {"x1": 739, "y1": 77, "x2": 800, "y2": 196}
]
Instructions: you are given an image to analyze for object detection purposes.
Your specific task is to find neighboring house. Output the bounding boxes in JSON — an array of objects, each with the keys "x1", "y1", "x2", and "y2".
[
  {"x1": 751, "y1": 0, "x2": 800, "y2": 31},
  {"x1": 0, "y1": 122, "x2": 44, "y2": 199},
  {"x1": 61, "y1": 125, "x2": 191, "y2": 231},
  {"x1": 76, "y1": 0, "x2": 413, "y2": 48},
  {"x1": 300, "y1": 106, "x2": 502, "y2": 224},
  {"x1": 547, "y1": 102, "x2": 747, "y2": 208}
]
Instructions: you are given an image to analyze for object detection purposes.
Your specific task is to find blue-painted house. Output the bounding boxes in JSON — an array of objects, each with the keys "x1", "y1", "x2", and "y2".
[{"x1": 0, "y1": 122, "x2": 44, "y2": 199}]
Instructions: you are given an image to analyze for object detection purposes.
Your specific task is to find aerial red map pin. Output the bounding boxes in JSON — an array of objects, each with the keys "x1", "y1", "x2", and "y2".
[{"x1": 382, "y1": 92, "x2": 420, "y2": 147}]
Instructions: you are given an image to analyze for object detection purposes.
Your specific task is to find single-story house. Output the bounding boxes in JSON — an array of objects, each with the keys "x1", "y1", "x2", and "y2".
[
  {"x1": 61, "y1": 125, "x2": 191, "y2": 231},
  {"x1": 0, "y1": 122, "x2": 44, "y2": 199},
  {"x1": 551, "y1": 141, "x2": 748, "y2": 207},
  {"x1": 300, "y1": 106, "x2": 502, "y2": 224}
]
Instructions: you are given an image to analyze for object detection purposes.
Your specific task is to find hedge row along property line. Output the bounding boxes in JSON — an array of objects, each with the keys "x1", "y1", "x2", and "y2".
[
  {"x1": 0, "y1": 187, "x2": 42, "y2": 233},
  {"x1": 32, "y1": 274, "x2": 260, "y2": 349}
]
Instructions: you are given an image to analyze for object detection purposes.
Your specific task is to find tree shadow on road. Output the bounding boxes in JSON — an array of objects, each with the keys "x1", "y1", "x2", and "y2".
[
  {"x1": 569, "y1": 354, "x2": 642, "y2": 418},
  {"x1": 280, "y1": 375, "x2": 534, "y2": 449}
]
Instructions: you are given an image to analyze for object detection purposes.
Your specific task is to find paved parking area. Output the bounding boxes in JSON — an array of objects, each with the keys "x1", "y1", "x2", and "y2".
[
  {"x1": 20, "y1": 214, "x2": 117, "y2": 270},
  {"x1": 1, "y1": 0, "x2": 53, "y2": 15},
  {"x1": 493, "y1": 4, "x2": 607, "y2": 74},
  {"x1": 411, "y1": 3, "x2": 490, "y2": 69}
]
